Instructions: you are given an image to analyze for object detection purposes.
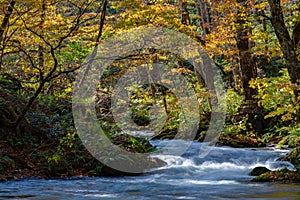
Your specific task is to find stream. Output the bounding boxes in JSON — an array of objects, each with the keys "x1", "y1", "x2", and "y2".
[{"x1": 0, "y1": 140, "x2": 299, "y2": 200}]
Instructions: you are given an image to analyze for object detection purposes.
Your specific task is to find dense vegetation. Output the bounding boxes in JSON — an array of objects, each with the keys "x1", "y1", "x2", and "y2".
[{"x1": 0, "y1": 0, "x2": 299, "y2": 180}]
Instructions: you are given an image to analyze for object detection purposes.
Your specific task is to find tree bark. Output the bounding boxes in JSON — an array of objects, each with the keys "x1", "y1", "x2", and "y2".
[
  {"x1": 235, "y1": 0, "x2": 264, "y2": 132},
  {"x1": 268, "y1": 0, "x2": 300, "y2": 120},
  {"x1": 236, "y1": 0, "x2": 258, "y2": 102},
  {"x1": 178, "y1": 0, "x2": 190, "y2": 25},
  {"x1": 292, "y1": 21, "x2": 300, "y2": 48},
  {"x1": 197, "y1": 0, "x2": 211, "y2": 43}
]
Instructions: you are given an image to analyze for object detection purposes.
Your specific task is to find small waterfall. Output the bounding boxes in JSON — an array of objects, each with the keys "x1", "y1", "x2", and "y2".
[
  {"x1": 150, "y1": 140, "x2": 295, "y2": 183},
  {"x1": 1, "y1": 140, "x2": 299, "y2": 200}
]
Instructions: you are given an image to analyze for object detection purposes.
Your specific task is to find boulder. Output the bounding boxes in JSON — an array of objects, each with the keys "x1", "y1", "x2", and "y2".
[
  {"x1": 249, "y1": 166, "x2": 270, "y2": 176},
  {"x1": 282, "y1": 147, "x2": 300, "y2": 172},
  {"x1": 251, "y1": 168, "x2": 300, "y2": 183},
  {"x1": 98, "y1": 157, "x2": 167, "y2": 177}
]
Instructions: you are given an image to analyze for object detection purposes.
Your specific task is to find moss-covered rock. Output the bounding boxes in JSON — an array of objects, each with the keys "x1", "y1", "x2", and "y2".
[
  {"x1": 288, "y1": 136, "x2": 300, "y2": 148},
  {"x1": 98, "y1": 157, "x2": 167, "y2": 177},
  {"x1": 152, "y1": 126, "x2": 178, "y2": 140},
  {"x1": 217, "y1": 132, "x2": 265, "y2": 148},
  {"x1": 249, "y1": 166, "x2": 270, "y2": 176},
  {"x1": 282, "y1": 147, "x2": 300, "y2": 172},
  {"x1": 251, "y1": 168, "x2": 300, "y2": 183},
  {"x1": 252, "y1": 147, "x2": 300, "y2": 183}
]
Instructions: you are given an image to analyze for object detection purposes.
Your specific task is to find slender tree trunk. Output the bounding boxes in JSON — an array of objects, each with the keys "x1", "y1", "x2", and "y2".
[
  {"x1": 197, "y1": 0, "x2": 211, "y2": 43},
  {"x1": 0, "y1": 1, "x2": 16, "y2": 70},
  {"x1": 0, "y1": 1, "x2": 16, "y2": 42},
  {"x1": 268, "y1": 0, "x2": 300, "y2": 120},
  {"x1": 14, "y1": 1, "x2": 46, "y2": 133},
  {"x1": 78, "y1": 0, "x2": 108, "y2": 88},
  {"x1": 178, "y1": 0, "x2": 190, "y2": 25},
  {"x1": 38, "y1": 1, "x2": 45, "y2": 77}
]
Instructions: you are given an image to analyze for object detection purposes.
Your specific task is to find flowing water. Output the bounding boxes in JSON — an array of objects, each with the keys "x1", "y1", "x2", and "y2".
[{"x1": 0, "y1": 140, "x2": 299, "y2": 200}]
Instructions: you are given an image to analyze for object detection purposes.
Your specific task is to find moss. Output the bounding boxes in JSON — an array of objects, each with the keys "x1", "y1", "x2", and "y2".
[
  {"x1": 152, "y1": 126, "x2": 178, "y2": 140},
  {"x1": 288, "y1": 136, "x2": 300, "y2": 148},
  {"x1": 251, "y1": 173, "x2": 270, "y2": 182},
  {"x1": 282, "y1": 147, "x2": 300, "y2": 172},
  {"x1": 251, "y1": 168, "x2": 300, "y2": 183},
  {"x1": 217, "y1": 132, "x2": 265, "y2": 148},
  {"x1": 249, "y1": 167, "x2": 271, "y2": 176}
]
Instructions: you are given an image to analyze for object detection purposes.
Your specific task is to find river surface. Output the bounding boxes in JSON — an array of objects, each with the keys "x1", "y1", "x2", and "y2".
[{"x1": 0, "y1": 140, "x2": 299, "y2": 200}]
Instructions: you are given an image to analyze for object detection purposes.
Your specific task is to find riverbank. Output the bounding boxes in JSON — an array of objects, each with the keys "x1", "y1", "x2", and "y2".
[
  {"x1": 1, "y1": 128, "x2": 299, "y2": 183},
  {"x1": 2, "y1": 141, "x2": 300, "y2": 200},
  {"x1": 0, "y1": 130, "x2": 166, "y2": 181}
]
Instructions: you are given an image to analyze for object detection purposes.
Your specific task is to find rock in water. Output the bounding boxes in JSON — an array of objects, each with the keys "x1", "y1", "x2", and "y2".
[
  {"x1": 282, "y1": 147, "x2": 300, "y2": 172},
  {"x1": 251, "y1": 168, "x2": 300, "y2": 183},
  {"x1": 249, "y1": 166, "x2": 271, "y2": 176}
]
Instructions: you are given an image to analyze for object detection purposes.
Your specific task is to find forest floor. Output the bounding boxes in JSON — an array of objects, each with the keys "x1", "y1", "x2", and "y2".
[{"x1": 0, "y1": 128, "x2": 166, "y2": 181}]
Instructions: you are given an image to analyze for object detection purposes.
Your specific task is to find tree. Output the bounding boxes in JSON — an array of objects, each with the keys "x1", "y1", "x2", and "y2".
[
  {"x1": 178, "y1": 0, "x2": 190, "y2": 25},
  {"x1": 197, "y1": 0, "x2": 211, "y2": 44},
  {"x1": 0, "y1": 1, "x2": 16, "y2": 69},
  {"x1": 0, "y1": 1, "x2": 15, "y2": 42},
  {"x1": 0, "y1": 0, "x2": 108, "y2": 133},
  {"x1": 235, "y1": 0, "x2": 258, "y2": 104},
  {"x1": 267, "y1": 0, "x2": 300, "y2": 119}
]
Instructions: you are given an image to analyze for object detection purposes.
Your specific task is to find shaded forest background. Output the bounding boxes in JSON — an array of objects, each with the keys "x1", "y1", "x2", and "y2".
[{"x1": 0, "y1": 0, "x2": 299, "y2": 179}]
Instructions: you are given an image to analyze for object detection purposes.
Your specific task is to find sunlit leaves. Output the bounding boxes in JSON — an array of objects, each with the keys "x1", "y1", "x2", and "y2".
[
  {"x1": 0, "y1": 0, "x2": 105, "y2": 98},
  {"x1": 250, "y1": 70, "x2": 298, "y2": 121}
]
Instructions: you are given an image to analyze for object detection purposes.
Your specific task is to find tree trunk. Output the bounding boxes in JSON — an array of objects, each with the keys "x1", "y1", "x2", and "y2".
[
  {"x1": 235, "y1": 0, "x2": 263, "y2": 132},
  {"x1": 178, "y1": 0, "x2": 190, "y2": 25},
  {"x1": 236, "y1": 0, "x2": 258, "y2": 102},
  {"x1": 0, "y1": 1, "x2": 16, "y2": 70},
  {"x1": 268, "y1": 0, "x2": 300, "y2": 120},
  {"x1": 0, "y1": 1, "x2": 16, "y2": 43},
  {"x1": 292, "y1": 21, "x2": 300, "y2": 48},
  {"x1": 38, "y1": 1, "x2": 45, "y2": 76},
  {"x1": 197, "y1": 0, "x2": 211, "y2": 43}
]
